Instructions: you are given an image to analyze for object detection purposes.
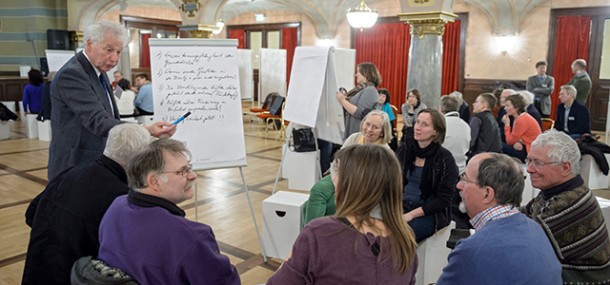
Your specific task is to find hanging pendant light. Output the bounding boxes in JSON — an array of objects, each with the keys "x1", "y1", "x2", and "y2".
[{"x1": 346, "y1": 0, "x2": 378, "y2": 30}]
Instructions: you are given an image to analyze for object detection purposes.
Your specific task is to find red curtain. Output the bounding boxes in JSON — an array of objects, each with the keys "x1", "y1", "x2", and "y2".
[
  {"x1": 353, "y1": 22, "x2": 410, "y2": 109},
  {"x1": 281, "y1": 27, "x2": 298, "y2": 87},
  {"x1": 140, "y1": 33, "x2": 151, "y2": 68},
  {"x1": 442, "y1": 20, "x2": 461, "y2": 95},
  {"x1": 228, "y1": 29, "x2": 245, "y2": 49},
  {"x1": 550, "y1": 16, "x2": 591, "y2": 119}
]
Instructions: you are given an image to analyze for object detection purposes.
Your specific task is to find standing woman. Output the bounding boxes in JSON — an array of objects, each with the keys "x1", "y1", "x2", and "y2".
[
  {"x1": 335, "y1": 62, "x2": 381, "y2": 139},
  {"x1": 397, "y1": 109, "x2": 459, "y2": 242},
  {"x1": 268, "y1": 144, "x2": 418, "y2": 284},
  {"x1": 23, "y1": 68, "x2": 45, "y2": 114},
  {"x1": 501, "y1": 94, "x2": 541, "y2": 162},
  {"x1": 401, "y1": 89, "x2": 427, "y2": 139}
]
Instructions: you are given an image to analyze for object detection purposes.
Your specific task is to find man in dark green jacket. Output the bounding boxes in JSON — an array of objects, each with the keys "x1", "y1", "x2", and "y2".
[{"x1": 567, "y1": 59, "x2": 592, "y2": 104}]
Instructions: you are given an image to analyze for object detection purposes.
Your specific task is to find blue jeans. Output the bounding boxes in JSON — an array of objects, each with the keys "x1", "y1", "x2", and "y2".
[{"x1": 408, "y1": 214, "x2": 436, "y2": 243}]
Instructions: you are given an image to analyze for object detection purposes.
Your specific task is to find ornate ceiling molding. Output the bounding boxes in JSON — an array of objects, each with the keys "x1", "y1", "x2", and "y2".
[{"x1": 464, "y1": 0, "x2": 545, "y2": 35}]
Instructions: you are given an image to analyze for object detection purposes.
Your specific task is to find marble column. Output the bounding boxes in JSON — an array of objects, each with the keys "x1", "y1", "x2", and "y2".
[
  {"x1": 399, "y1": 13, "x2": 456, "y2": 109},
  {"x1": 179, "y1": 24, "x2": 216, "y2": 39}
]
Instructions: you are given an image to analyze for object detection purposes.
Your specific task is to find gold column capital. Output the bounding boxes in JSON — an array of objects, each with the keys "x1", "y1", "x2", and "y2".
[
  {"x1": 398, "y1": 11, "x2": 457, "y2": 38},
  {"x1": 179, "y1": 24, "x2": 216, "y2": 39}
]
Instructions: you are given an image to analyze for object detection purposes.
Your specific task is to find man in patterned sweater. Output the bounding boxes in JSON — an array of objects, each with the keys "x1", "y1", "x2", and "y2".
[{"x1": 523, "y1": 129, "x2": 610, "y2": 284}]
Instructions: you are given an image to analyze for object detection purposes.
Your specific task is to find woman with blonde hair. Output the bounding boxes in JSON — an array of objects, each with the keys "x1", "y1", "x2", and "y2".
[{"x1": 269, "y1": 144, "x2": 418, "y2": 284}]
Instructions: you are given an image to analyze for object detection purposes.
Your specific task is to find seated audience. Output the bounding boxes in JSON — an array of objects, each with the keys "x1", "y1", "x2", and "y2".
[
  {"x1": 554, "y1": 84, "x2": 591, "y2": 139},
  {"x1": 522, "y1": 129, "x2": 610, "y2": 283},
  {"x1": 134, "y1": 73, "x2": 154, "y2": 115},
  {"x1": 115, "y1": 78, "x2": 136, "y2": 117},
  {"x1": 519, "y1": 90, "x2": 543, "y2": 128},
  {"x1": 497, "y1": 88, "x2": 514, "y2": 143},
  {"x1": 268, "y1": 144, "x2": 418, "y2": 284},
  {"x1": 448, "y1": 91, "x2": 470, "y2": 123},
  {"x1": 97, "y1": 139, "x2": 240, "y2": 284},
  {"x1": 302, "y1": 110, "x2": 393, "y2": 225},
  {"x1": 401, "y1": 89, "x2": 427, "y2": 139},
  {"x1": 22, "y1": 124, "x2": 152, "y2": 285},
  {"x1": 468, "y1": 93, "x2": 502, "y2": 159},
  {"x1": 526, "y1": 60, "x2": 554, "y2": 118},
  {"x1": 397, "y1": 109, "x2": 459, "y2": 242},
  {"x1": 440, "y1": 95, "x2": 470, "y2": 173},
  {"x1": 501, "y1": 94, "x2": 541, "y2": 162},
  {"x1": 377, "y1": 88, "x2": 398, "y2": 150},
  {"x1": 436, "y1": 153, "x2": 562, "y2": 285},
  {"x1": 23, "y1": 68, "x2": 44, "y2": 114},
  {"x1": 112, "y1": 70, "x2": 123, "y2": 89}
]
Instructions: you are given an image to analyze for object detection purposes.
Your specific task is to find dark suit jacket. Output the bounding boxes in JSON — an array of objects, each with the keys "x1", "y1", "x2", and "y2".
[
  {"x1": 554, "y1": 101, "x2": 591, "y2": 136},
  {"x1": 23, "y1": 156, "x2": 130, "y2": 285},
  {"x1": 48, "y1": 51, "x2": 120, "y2": 179},
  {"x1": 526, "y1": 74, "x2": 554, "y2": 115}
]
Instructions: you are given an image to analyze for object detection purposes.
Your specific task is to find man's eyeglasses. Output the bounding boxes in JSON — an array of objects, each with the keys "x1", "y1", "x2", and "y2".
[
  {"x1": 524, "y1": 159, "x2": 560, "y2": 168},
  {"x1": 161, "y1": 164, "x2": 193, "y2": 177},
  {"x1": 459, "y1": 172, "x2": 479, "y2": 185}
]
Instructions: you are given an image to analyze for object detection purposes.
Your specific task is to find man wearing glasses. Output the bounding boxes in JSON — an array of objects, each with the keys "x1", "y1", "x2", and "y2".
[
  {"x1": 436, "y1": 153, "x2": 561, "y2": 285},
  {"x1": 95, "y1": 138, "x2": 240, "y2": 284},
  {"x1": 522, "y1": 129, "x2": 610, "y2": 283}
]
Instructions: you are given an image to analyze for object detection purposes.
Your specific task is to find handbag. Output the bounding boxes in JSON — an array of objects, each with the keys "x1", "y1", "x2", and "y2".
[{"x1": 290, "y1": 128, "x2": 316, "y2": 152}]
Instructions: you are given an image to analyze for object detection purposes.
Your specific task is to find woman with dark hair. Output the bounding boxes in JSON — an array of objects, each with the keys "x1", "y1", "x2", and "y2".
[
  {"x1": 269, "y1": 144, "x2": 418, "y2": 284},
  {"x1": 335, "y1": 62, "x2": 381, "y2": 139},
  {"x1": 501, "y1": 94, "x2": 541, "y2": 162},
  {"x1": 23, "y1": 68, "x2": 44, "y2": 114},
  {"x1": 397, "y1": 108, "x2": 459, "y2": 242},
  {"x1": 377, "y1": 88, "x2": 395, "y2": 123},
  {"x1": 115, "y1": 79, "x2": 136, "y2": 117},
  {"x1": 401, "y1": 89, "x2": 427, "y2": 128}
]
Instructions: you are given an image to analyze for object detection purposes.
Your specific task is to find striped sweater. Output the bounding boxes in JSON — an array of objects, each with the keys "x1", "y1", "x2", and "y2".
[{"x1": 524, "y1": 182, "x2": 610, "y2": 284}]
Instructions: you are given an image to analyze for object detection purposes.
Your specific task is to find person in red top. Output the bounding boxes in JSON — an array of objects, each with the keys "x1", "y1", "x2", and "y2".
[{"x1": 501, "y1": 94, "x2": 541, "y2": 162}]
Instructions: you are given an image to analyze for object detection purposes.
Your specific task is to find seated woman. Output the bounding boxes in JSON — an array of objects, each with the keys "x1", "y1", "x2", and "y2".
[
  {"x1": 302, "y1": 110, "x2": 393, "y2": 225},
  {"x1": 501, "y1": 94, "x2": 542, "y2": 162},
  {"x1": 269, "y1": 144, "x2": 418, "y2": 284},
  {"x1": 397, "y1": 109, "x2": 459, "y2": 242},
  {"x1": 401, "y1": 89, "x2": 427, "y2": 140},
  {"x1": 23, "y1": 68, "x2": 44, "y2": 115},
  {"x1": 115, "y1": 79, "x2": 136, "y2": 118},
  {"x1": 377, "y1": 88, "x2": 398, "y2": 150}
]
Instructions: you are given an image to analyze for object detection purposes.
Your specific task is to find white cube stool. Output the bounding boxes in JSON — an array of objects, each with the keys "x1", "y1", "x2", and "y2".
[
  {"x1": 581, "y1": 154, "x2": 610, "y2": 190},
  {"x1": 262, "y1": 191, "x2": 310, "y2": 259},
  {"x1": 281, "y1": 146, "x2": 320, "y2": 191},
  {"x1": 135, "y1": 115, "x2": 154, "y2": 126},
  {"x1": 1, "y1": 101, "x2": 16, "y2": 114},
  {"x1": 596, "y1": 196, "x2": 610, "y2": 238},
  {"x1": 37, "y1": 120, "x2": 52, "y2": 141},
  {"x1": 26, "y1": 114, "x2": 38, "y2": 138},
  {"x1": 415, "y1": 221, "x2": 455, "y2": 285},
  {"x1": 18, "y1": 101, "x2": 25, "y2": 121},
  {"x1": 0, "y1": 121, "x2": 9, "y2": 140}
]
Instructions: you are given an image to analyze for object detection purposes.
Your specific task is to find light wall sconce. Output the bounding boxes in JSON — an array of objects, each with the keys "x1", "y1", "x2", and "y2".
[
  {"x1": 255, "y1": 13, "x2": 265, "y2": 22},
  {"x1": 212, "y1": 19, "x2": 224, "y2": 35},
  {"x1": 346, "y1": 0, "x2": 378, "y2": 30},
  {"x1": 494, "y1": 34, "x2": 519, "y2": 55}
]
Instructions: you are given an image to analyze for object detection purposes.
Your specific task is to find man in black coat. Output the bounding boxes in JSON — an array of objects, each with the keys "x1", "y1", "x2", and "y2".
[
  {"x1": 554, "y1": 84, "x2": 591, "y2": 139},
  {"x1": 22, "y1": 124, "x2": 152, "y2": 285}
]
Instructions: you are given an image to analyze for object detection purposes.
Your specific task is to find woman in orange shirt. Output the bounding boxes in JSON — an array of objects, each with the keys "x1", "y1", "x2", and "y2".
[{"x1": 501, "y1": 94, "x2": 542, "y2": 162}]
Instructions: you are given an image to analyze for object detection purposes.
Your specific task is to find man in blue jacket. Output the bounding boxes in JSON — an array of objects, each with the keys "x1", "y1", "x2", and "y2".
[{"x1": 436, "y1": 153, "x2": 562, "y2": 285}]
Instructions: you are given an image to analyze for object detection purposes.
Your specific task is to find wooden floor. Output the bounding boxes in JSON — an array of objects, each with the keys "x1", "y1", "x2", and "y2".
[{"x1": 0, "y1": 103, "x2": 292, "y2": 285}]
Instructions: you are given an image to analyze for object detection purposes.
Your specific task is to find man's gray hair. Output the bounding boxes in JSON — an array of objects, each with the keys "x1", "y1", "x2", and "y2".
[
  {"x1": 440, "y1": 95, "x2": 459, "y2": 113},
  {"x1": 448, "y1": 91, "x2": 464, "y2": 105},
  {"x1": 127, "y1": 139, "x2": 191, "y2": 190},
  {"x1": 103, "y1": 124, "x2": 151, "y2": 167},
  {"x1": 531, "y1": 129, "x2": 581, "y2": 175},
  {"x1": 560, "y1": 85, "x2": 577, "y2": 96},
  {"x1": 518, "y1": 90, "x2": 535, "y2": 105},
  {"x1": 477, "y1": 153, "x2": 524, "y2": 207},
  {"x1": 84, "y1": 21, "x2": 128, "y2": 46}
]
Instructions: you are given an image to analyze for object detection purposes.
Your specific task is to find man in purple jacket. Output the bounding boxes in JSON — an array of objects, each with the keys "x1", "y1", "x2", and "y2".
[{"x1": 97, "y1": 138, "x2": 240, "y2": 285}]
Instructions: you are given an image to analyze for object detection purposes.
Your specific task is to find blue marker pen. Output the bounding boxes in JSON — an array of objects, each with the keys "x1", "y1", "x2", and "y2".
[{"x1": 172, "y1": 111, "x2": 191, "y2": 125}]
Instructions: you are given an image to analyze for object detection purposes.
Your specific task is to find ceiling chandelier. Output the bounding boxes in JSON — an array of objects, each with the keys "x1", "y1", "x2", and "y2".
[{"x1": 346, "y1": 0, "x2": 378, "y2": 30}]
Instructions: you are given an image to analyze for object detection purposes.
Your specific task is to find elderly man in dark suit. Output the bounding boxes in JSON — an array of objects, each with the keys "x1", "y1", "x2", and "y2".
[
  {"x1": 48, "y1": 21, "x2": 175, "y2": 179},
  {"x1": 526, "y1": 60, "x2": 554, "y2": 118}
]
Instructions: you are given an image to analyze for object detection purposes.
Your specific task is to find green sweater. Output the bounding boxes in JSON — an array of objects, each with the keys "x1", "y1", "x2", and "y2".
[
  {"x1": 568, "y1": 72, "x2": 592, "y2": 104},
  {"x1": 302, "y1": 175, "x2": 336, "y2": 225}
]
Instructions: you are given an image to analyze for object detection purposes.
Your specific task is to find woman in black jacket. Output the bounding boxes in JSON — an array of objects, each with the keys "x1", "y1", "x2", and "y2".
[{"x1": 397, "y1": 108, "x2": 459, "y2": 242}]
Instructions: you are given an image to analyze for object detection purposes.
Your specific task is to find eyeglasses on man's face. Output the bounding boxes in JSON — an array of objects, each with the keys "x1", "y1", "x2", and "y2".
[
  {"x1": 458, "y1": 172, "x2": 479, "y2": 186},
  {"x1": 524, "y1": 158, "x2": 560, "y2": 169},
  {"x1": 161, "y1": 164, "x2": 193, "y2": 178}
]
